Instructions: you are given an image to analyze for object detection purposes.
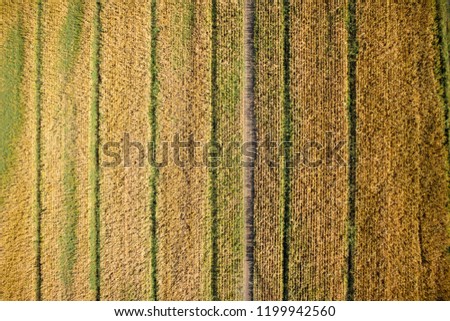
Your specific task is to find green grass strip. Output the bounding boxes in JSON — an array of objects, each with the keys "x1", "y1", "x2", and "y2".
[
  {"x1": 0, "y1": 23, "x2": 25, "y2": 196},
  {"x1": 346, "y1": 0, "x2": 358, "y2": 302},
  {"x1": 59, "y1": 0, "x2": 84, "y2": 75},
  {"x1": 89, "y1": 0, "x2": 102, "y2": 300},
  {"x1": 58, "y1": 0, "x2": 85, "y2": 295},
  {"x1": 281, "y1": 0, "x2": 292, "y2": 301},
  {"x1": 149, "y1": 0, "x2": 160, "y2": 301}
]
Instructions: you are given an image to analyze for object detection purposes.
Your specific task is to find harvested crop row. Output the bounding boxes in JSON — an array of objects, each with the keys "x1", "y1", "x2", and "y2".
[
  {"x1": 39, "y1": 0, "x2": 95, "y2": 300},
  {"x1": 99, "y1": 0, "x2": 152, "y2": 300},
  {"x1": 355, "y1": 0, "x2": 449, "y2": 300},
  {"x1": 0, "y1": 1, "x2": 38, "y2": 300},
  {"x1": 289, "y1": 0, "x2": 348, "y2": 300},
  {"x1": 214, "y1": 0, "x2": 244, "y2": 300},
  {"x1": 155, "y1": 0, "x2": 212, "y2": 300},
  {"x1": 253, "y1": 0, "x2": 284, "y2": 300}
]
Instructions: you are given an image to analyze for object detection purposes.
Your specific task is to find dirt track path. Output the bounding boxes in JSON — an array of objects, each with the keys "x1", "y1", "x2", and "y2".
[{"x1": 243, "y1": 0, "x2": 256, "y2": 301}]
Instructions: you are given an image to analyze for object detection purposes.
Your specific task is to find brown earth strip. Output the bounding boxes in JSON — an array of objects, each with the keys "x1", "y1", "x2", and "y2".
[
  {"x1": 243, "y1": 0, "x2": 256, "y2": 301},
  {"x1": 0, "y1": 1, "x2": 39, "y2": 300},
  {"x1": 289, "y1": 0, "x2": 348, "y2": 300},
  {"x1": 99, "y1": 1, "x2": 152, "y2": 300}
]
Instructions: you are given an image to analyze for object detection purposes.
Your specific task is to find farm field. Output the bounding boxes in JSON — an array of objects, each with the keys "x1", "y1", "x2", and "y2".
[{"x1": 1, "y1": 0, "x2": 450, "y2": 301}]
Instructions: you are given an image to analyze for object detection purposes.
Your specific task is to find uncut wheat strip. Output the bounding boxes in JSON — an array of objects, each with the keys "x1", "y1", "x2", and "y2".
[
  {"x1": 0, "y1": 1, "x2": 38, "y2": 300},
  {"x1": 99, "y1": 0, "x2": 152, "y2": 300},
  {"x1": 215, "y1": 0, "x2": 244, "y2": 300},
  {"x1": 155, "y1": 0, "x2": 212, "y2": 300},
  {"x1": 289, "y1": 0, "x2": 348, "y2": 301},
  {"x1": 253, "y1": 0, "x2": 284, "y2": 301}
]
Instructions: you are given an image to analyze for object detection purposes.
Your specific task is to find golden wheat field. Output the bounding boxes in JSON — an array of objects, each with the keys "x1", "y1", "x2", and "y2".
[{"x1": 1, "y1": 0, "x2": 450, "y2": 301}]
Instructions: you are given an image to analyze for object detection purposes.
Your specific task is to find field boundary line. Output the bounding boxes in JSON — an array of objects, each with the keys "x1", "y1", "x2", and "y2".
[
  {"x1": 346, "y1": 0, "x2": 358, "y2": 301},
  {"x1": 281, "y1": 0, "x2": 291, "y2": 302},
  {"x1": 35, "y1": 0, "x2": 43, "y2": 301},
  {"x1": 243, "y1": 0, "x2": 256, "y2": 301},
  {"x1": 89, "y1": 0, "x2": 102, "y2": 301},
  {"x1": 149, "y1": 0, "x2": 159, "y2": 301},
  {"x1": 210, "y1": 0, "x2": 219, "y2": 301}
]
